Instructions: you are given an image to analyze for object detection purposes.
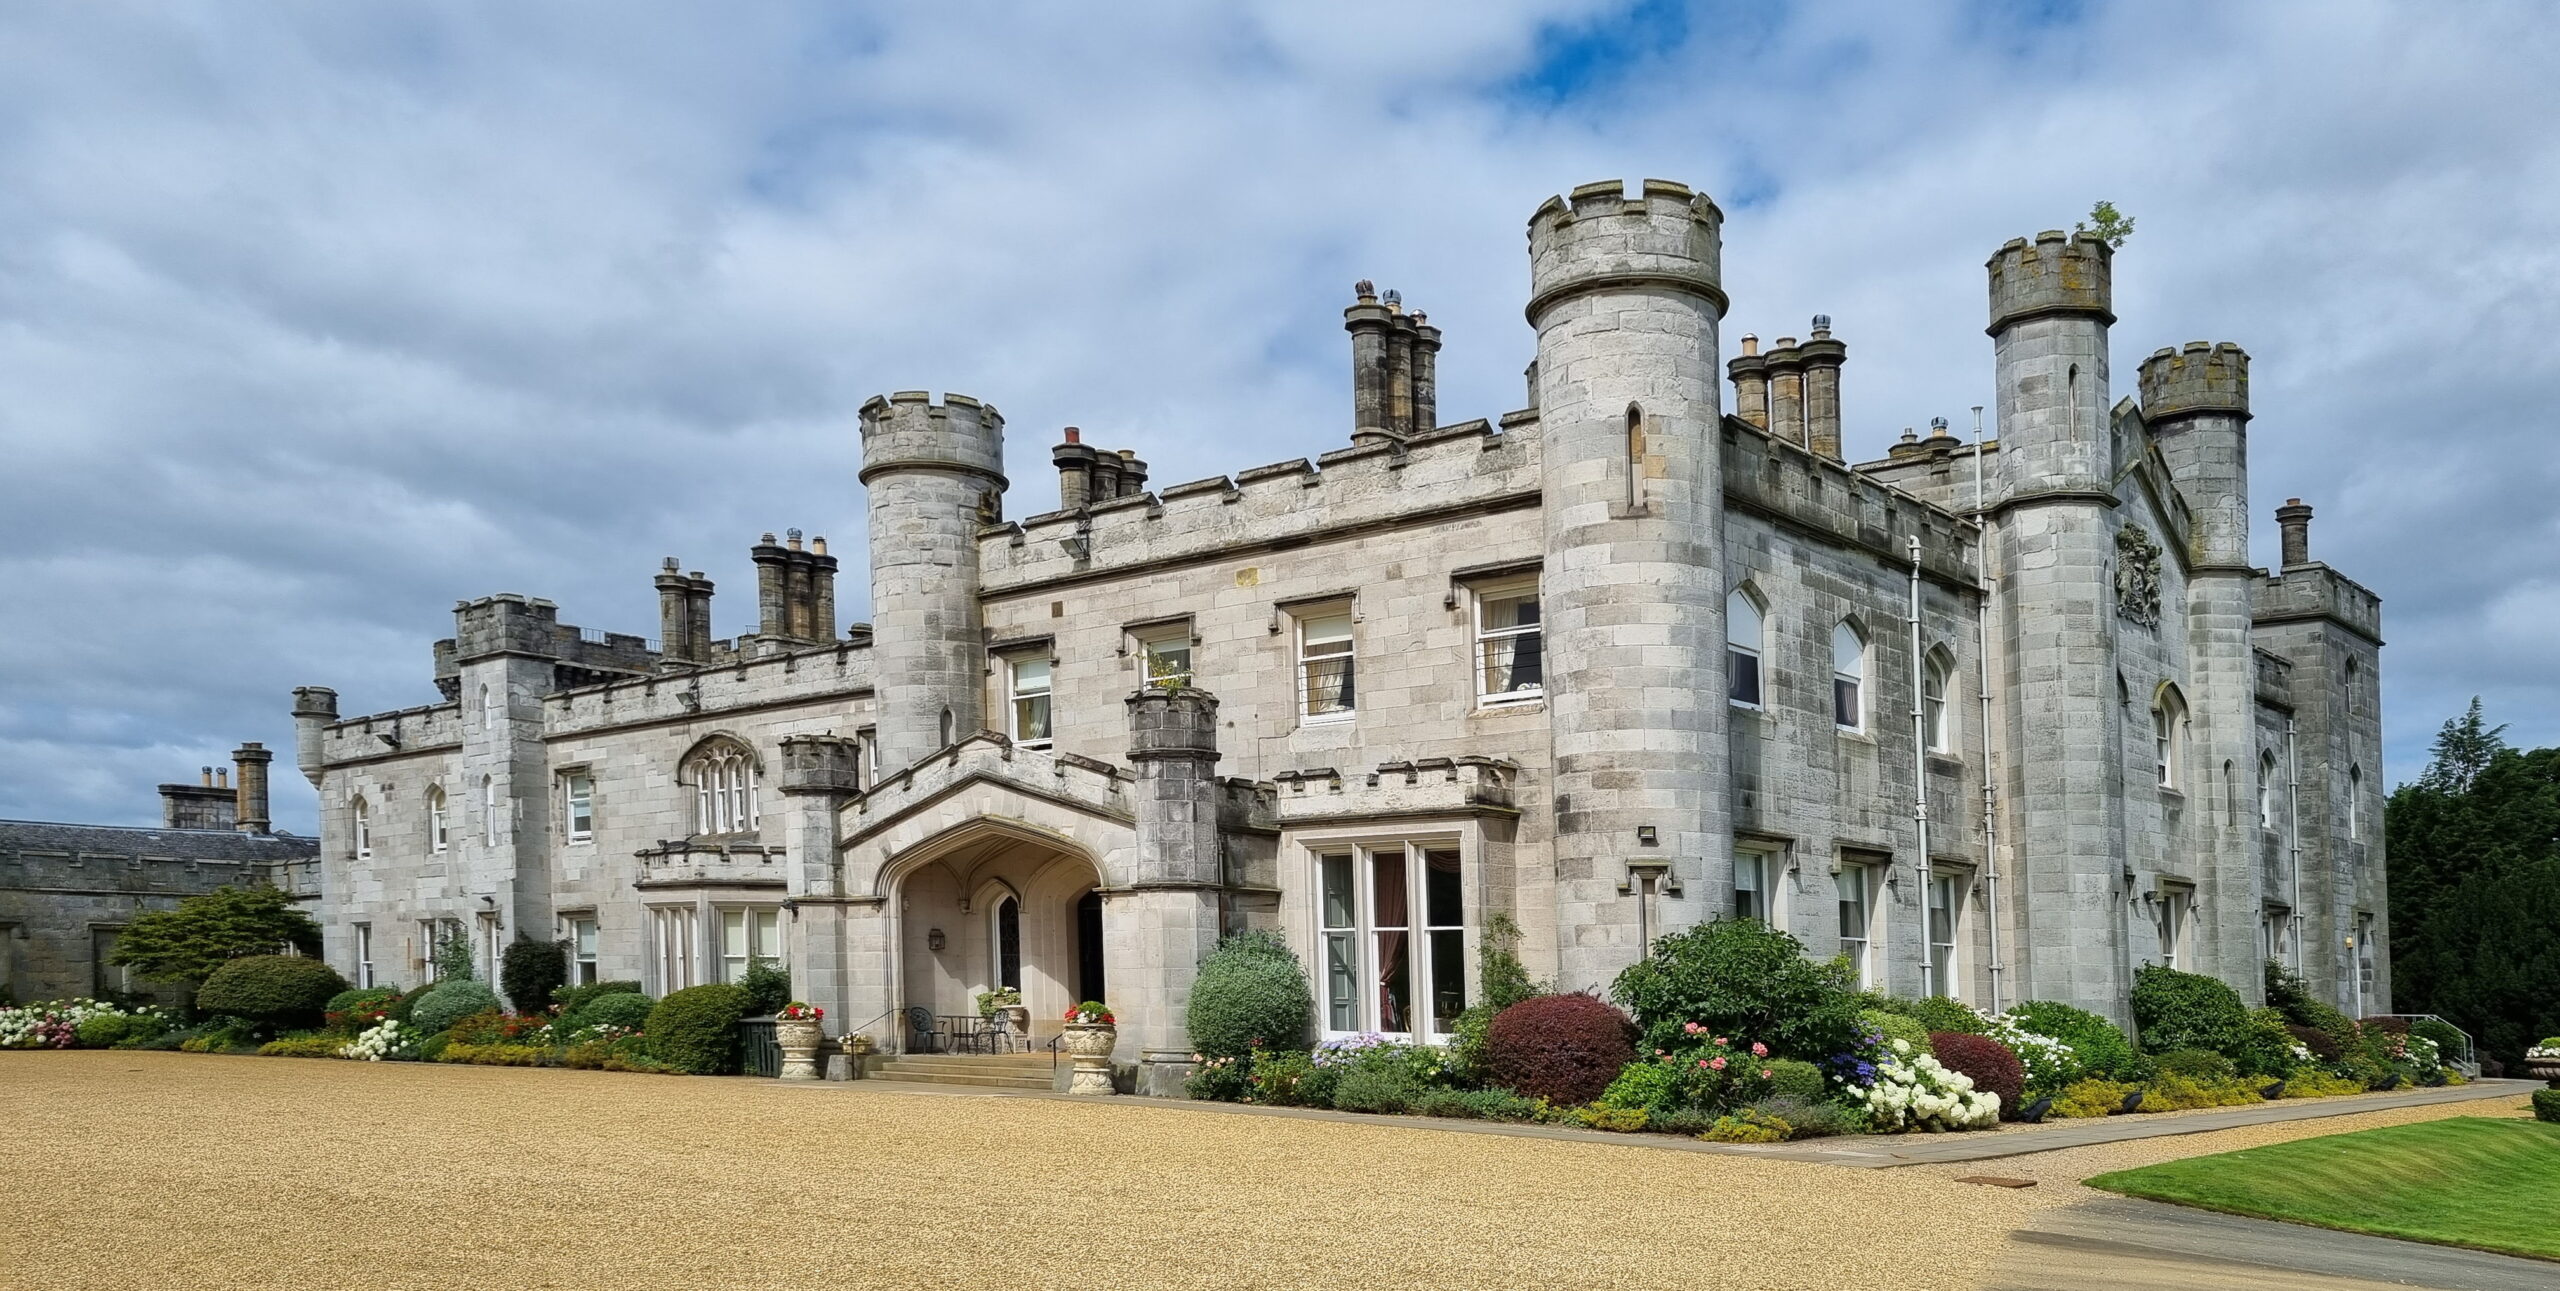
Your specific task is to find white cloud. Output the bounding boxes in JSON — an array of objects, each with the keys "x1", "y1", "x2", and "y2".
[{"x1": 3, "y1": 0, "x2": 2554, "y2": 829}]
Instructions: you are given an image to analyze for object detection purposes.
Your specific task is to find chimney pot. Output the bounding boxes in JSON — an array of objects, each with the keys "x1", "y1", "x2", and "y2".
[
  {"x1": 1741, "y1": 334, "x2": 1760, "y2": 357},
  {"x1": 1063, "y1": 426, "x2": 1081, "y2": 444},
  {"x1": 810, "y1": 536, "x2": 827, "y2": 556},
  {"x1": 216, "y1": 768, "x2": 229, "y2": 788}
]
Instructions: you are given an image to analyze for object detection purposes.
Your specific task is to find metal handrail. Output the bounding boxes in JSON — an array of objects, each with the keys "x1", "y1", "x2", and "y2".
[{"x1": 2362, "y1": 1013, "x2": 2476, "y2": 1068}]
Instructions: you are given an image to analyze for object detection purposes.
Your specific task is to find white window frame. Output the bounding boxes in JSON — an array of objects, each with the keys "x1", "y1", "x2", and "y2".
[
  {"x1": 1137, "y1": 626, "x2": 1193, "y2": 689},
  {"x1": 1923, "y1": 650, "x2": 1954, "y2": 754},
  {"x1": 2154, "y1": 688, "x2": 2188, "y2": 790},
  {"x1": 419, "y1": 919, "x2": 441, "y2": 983},
  {"x1": 1295, "y1": 607, "x2": 1357, "y2": 723},
  {"x1": 568, "y1": 917, "x2": 599, "y2": 986},
  {"x1": 563, "y1": 772, "x2": 594, "y2": 843},
  {"x1": 2155, "y1": 887, "x2": 2192, "y2": 969},
  {"x1": 687, "y1": 742, "x2": 760, "y2": 835},
  {"x1": 2259, "y1": 752, "x2": 2278, "y2": 829},
  {"x1": 1313, "y1": 838, "x2": 1466, "y2": 1041},
  {"x1": 717, "y1": 906, "x2": 782, "y2": 984},
  {"x1": 1732, "y1": 846, "x2": 1777, "y2": 924},
  {"x1": 1832, "y1": 623, "x2": 1866, "y2": 733},
  {"x1": 1727, "y1": 589, "x2": 1765, "y2": 710},
  {"x1": 1926, "y1": 873, "x2": 1963, "y2": 999},
  {"x1": 478, "y1": 912, "x2": 504, "y2": 979},
  {"x1": 1471, "y1": 578, "x2": 1544, "y2": 707},
  {"x1": 651, "y1": 906, "x2": 698, "y2": 993},
  {"x1": 354, "y1": 922, "x2": 375, "y2": 989},
  {"x1": 1837, "y1": 861, "x2": 1877, "y2": 989},
  {"x1": 1006, "y1": 656, "x2": 1053, "y2": 748},
  {"x1": 352, "y1": 795, "x2": 372, "y2": 860},
  {"x1": 427, "y1": 786, "x2": 449, "y2": 854}
]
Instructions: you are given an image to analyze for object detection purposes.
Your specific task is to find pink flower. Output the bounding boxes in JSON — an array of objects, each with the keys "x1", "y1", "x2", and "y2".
[
  {"x1": 1713, "y1": 1037, "x2": 1728, "y2": 1047},
  {"x1": 1697, "y1": 1059, "x2": 1709, "y2": 1069},
  {"x1": 1760, "y1": 1069, "x2": 1773, "y2": 1079},
  {"x1": 1683, "y1": 1022, "x2": 1701, "y2": 1035},
  {"x1": 1709, "y1": 1056, "x2": 1727, "y2": 1070},
  {"x1": 1751, "y1": 1042, "x2": 1768, "y2": 1057}
]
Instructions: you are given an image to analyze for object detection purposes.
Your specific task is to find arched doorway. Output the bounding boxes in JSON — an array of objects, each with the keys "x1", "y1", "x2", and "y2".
[{"x1": 888, "y1": 824, "x2": 1102, "y2": 1044}]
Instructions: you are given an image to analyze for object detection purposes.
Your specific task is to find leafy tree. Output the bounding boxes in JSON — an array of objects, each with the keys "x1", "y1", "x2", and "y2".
[
  {"x1": 107, "y1": 885, "x2": 321, "y2": 992},
  {"x1": 2387, "y1": 699, "x2": 2559, "y2": 1063},
  {"x1": 2076, "y1": 200, "x2": 2135, "y2": 249}
]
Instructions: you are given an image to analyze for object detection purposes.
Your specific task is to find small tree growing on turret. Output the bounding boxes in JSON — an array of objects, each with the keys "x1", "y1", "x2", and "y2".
[{"x1": 2076, "y1": 201, "x2": 2135, "y2": 249}]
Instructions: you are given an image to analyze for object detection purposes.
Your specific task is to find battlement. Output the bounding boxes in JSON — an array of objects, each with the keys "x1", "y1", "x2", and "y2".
[
  {"x1": 1526, "y1": 179, "x2": 1725, "y2": 321},
  {"x1": 1724, "y1": 417, "x2": 1982, "y2": 589},
  {"x1": 2255, "y1": 563, "x2": 2383, "y2": 645},
  {"x1": 441, "y1": 595, "x2": 658, "y2": 683},
  {"x1": 980, "y1": 416, "x2": 1540, "y2": 595},
  {"x1": 2139, "y1": 342, "x2": 2251, "y2": 421},
  {"x1": 1987, "y1": 230, "x2": 2114, "y2": 333},
  {"x1": 318, "y1": 701, "x2": 465, "y2": 767},
  {"x1": 857, "y1": 390, "x2": 1007, "y2": 485},
  {"x1": 1265, "y1": 756, "x2": 1522, "y2": 827},
  {"x1": 540, "y1": 638, "x2": 874, "y2": 738}
]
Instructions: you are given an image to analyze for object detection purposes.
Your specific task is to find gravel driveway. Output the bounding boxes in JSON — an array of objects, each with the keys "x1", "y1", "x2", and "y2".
[{"x1": 3, "y1": 1051, "x2": 2050, "y2": 1290}]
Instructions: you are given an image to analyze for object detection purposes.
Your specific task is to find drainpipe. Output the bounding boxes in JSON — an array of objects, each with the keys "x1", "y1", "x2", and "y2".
[
  {"x1": 2286, "y1": 717, "x2": 2304, "y2": 978},
  {"x1": 1971, "y1": 405, "x2": 2005, "y2": 1012},
  {"x1": 1908, "y1": 534, "x2": 1933, "y2": 999}
]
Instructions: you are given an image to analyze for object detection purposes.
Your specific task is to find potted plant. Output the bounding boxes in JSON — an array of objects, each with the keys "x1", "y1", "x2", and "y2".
[
  {"x1": 2526, "y1": 1038, "x2": 2560, "y2": 1086},
  {"x1": 1061, "y1": 1000, "x2": 1118, "y2": 1095},
  {"x1": 977, "y1": 986, "x2": 1029, "y2": 1038},
  {"x1": 774, "y1": 1002, "x2": 826, "y2": 1081}
]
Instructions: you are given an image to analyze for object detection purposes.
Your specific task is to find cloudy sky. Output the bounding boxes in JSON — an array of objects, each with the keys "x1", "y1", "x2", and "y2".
[{"x1": 4, "y1": 1, "x2": 2554, "y2": 833}]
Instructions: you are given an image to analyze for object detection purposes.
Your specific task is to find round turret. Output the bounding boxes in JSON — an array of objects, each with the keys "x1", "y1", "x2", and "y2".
[
  {"x1": 2138, "y1": 342, "x2": 2251, "y2": 422},
  {"x1": 1526, "y1": 179, "x2": 1726, "y2": 324},
  {"x1": 858, "y1": 391, "x2": 1005, "y2": 773},
  {"x1": 1986, "y1": 230, "x2": 2114, "y2": 335},
  {"x1": 857, "y1": 391, "x2": 1007, "y2": 488}
]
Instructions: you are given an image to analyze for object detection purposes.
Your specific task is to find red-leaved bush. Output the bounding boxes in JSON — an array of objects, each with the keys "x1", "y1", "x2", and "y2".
[
  {"x1": 1927, "y1": 1031, "x2": 2025, "y2": 1118},
  {"x1": 1486, "y1": 993, "x2": 1636, "y2": 1106},
  {"x1": 2285, "y1": 1023, "x2": 2341, "y2": 1062}
]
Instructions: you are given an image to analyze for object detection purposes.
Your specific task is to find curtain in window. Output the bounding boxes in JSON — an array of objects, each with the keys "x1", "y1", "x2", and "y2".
[{"x1": 1371, "y1": 850, "x2": 1410, "y2": 1033}]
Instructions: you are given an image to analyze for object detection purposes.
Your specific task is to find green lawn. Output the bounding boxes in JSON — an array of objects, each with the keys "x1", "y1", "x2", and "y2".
[{"x1": 2087, "y1": 1116, "x2": 2560, "y2": 1261}]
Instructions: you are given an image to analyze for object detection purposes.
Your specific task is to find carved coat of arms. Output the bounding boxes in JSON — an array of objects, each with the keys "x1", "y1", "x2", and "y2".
[{"x1": 2116, "y1": 525, "x2": 2163, "y2": 627}]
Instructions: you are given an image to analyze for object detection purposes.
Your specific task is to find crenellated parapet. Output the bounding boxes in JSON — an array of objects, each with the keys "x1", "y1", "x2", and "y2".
[
  {"x1": 981, "y1": 417, "x2": 1539, "y2": 594},
  {"x1": 541, "y1": 640, "x2": 873, "y2": 737},
  {"x1": 2255, "y1": 563, "x2": 2383, "y2": 645},
  {"x1": 1723, "y1": 417, "x2": 1981, "y2": 589},
  {"x1": 2138, "y1": 342, "x2": 2251, "y2": 422},
  {"x1": 857, "y1": 391, "x2": 1007, "y2": 488},
  {"x1": 1265, "y1": 756, "x2": 1522, "y2": 827},
  {"x1": 1987, "y1": 230, "x2": 2114, "y2": 333},
  {"x1": 1526, "y1": 179, "x2": 1726, "y2": 321}
]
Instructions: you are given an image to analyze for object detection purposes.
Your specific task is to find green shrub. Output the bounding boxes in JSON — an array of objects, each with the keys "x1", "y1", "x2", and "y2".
[
  {"x1": 385, "y1": 981, "x2": 437, "y2": 1026},
  {"x1": 1860, "y1": 1008, "x2": 1931, "y2": 1057},
  {"x1": 1476, "y1": 912, "x2": 1542, "y2": 1013},
  {"x1": 323, "y1": 987, "x2": 400, "y2": 1034},
  {"x1": 2232, "y1": 1007, "x2": 2304, "y2": 1077},
  {"x1": 2152, "y1": 1048, "x2": 2237, "y2": 1080},
  {"x1": 1446, "y1": 1004, "x2": 1497, "y2": 1085},
  {"x1": 195, "y1": 955, "x2": 350, "y2": 1032},
  {"x1": 257, "y1": 1034, "x2": 345, "y2": 1058},
  {"x1": 1699, "y1": 1107, "x2": 1791, "y2": 1143},
  {"x1": 416, "y1": 1031, "x2": 454, "y2": 1062},
  {"x1": 1897, "y1": 996, "x2": 1987, "y2": 1035},
  {"x1": 573, "y1": 991, "x2": 656, "y2": 1033},
  {"x1": 74, "y1": 1013, "x2": 163, "y2": 1048},
  {"x1": 1185, "y1": 1054, "x2": 1249, "y2": 1101},
  {"x1": 410, "y1": 980, "x2": 502, "y2": 1037},
  {"x1": 132, "y1": 1025, "x2": 198, "y2": 1051},
  {"x1": 2130, "y1": 963, "x2": 2252, "y2": 1058},
  {"x1": 499, "y1": 938, "x2": 570, "y2": 1015},
  {"x1": 437, "y1": 1042, "x2": 545, "y2": 1066},
  {"x1": 1409, "y1": 1087, "x2": 1540, "y2": 1121},
  {"x1": 431, "y1": 931, "x2": 476, "y2": 984},
  {"x1": 1761, "y1": 1057, "x2": 1827, "y2": 1103},
  {"x1": 1330, "y1": 1064, "x2": 1424, "y2": 1114},
  {"x1": 178, "y1": 1018, "x2": 259, "y2": 1053},
  {"x1": 2411, "y1": 1017, "x2": 2468, "y2": 1063},
  {"x1": 2531, "y1": 1089, "x2": 2560, "y2": 1124},
  {"x1": 1185, "y1": 930, "x2": 1314, "y2": 1061},
  {"x1": 2009, "y1": 999, "x2": 2139, "y2": 1081},
  {"x1": 1551, "y1": 1104, "x2": 1649, "y2": 1132},
  {"x1": 325, "y1": 987, "x2": 396, "y2": 1015},
  {"x1": 646, "y1": 984, "x2": 751, "y2": 1075},
  {"x1": 552, "y1": 980, "x2": 642, "y2": 1019},
  {"x1": 1613, "y1": 918, "x2": 1864, "y2": 1061},
  {"x1": 1744, "y1": 1095, "x2": 1856, "y2": 1139},
  {"x1": 2051, "y1": 1078, "x2": 2139, "y2": 1118},
  {"x1": 1598, "y1": 1059, "x2": 1687, "y2": 1112},
  {"x1": 735, "y1": 961, "x2": 791, "y2": 1017},
  {"x1": 1244, "y1": 1050, "x2": 1336, "y2": 1107},
  {"x1": 2141, "y1": 1072, "x2": 2262, "y2": 1111},
  {"x1": 2282, "y1": 1069, "x2": 2367, "y2": 1097}
]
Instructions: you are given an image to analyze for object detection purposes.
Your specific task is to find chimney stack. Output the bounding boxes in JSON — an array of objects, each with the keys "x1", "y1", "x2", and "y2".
[
  {"x1": 232, "y1": 742, "x2": 273, "y2": 835},
  {"x1": 751, "y1": 532, "x2": 790, "y2": 637},
  {"x1": 160, "y1": 772, "x2": 238, "y2": 831},
  {"x1": 1411, "y1": 311, "x2": 1441, "y2": 434},
  {"x1": 1727, "y1": 334, "x2": 1771, "y2": 430},
  {"x1": 1765, "y1": 337, "x2": 1808, "y2": 447},
  {"x1": 656, "y1": 557, "x2": 697, "y2": 663},
  {"x1": 783, "y1": 528, "x2": 814, "y2": 638},
  {"x1": 1054, "y1": 427, "x2": 1096, "y2": 511},
  {"x1": 2276, "y1": 498, "x2": 2314, "y2": 567},
  {"x1": 1345, "y1": 281, "x2": 1392, "y2": 444},
  {"x1": 1088, "y1": 447, "x2": 1122, "y2": 501},
  {"x1": 1800, "y1": 315, "x2": 1847, "y2": 462},
  {"x1": 1117, "y1": 449, "x2": 1147, "y2": 497},
  {"x1": 1383, "y1": 290, "x2": 1415, "y2": 439},
  {"x1": 809, "y1": 537, "x2": 837, "y2": 640}
]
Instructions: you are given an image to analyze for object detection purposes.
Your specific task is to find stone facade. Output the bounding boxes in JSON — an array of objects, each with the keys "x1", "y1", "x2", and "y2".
[
  {"x1": 0, "y1": 747, "x2": 319, "y2": 1005},
  {"x1": 291, "y1": 180, "x2": 2386, "y2": 1087}
]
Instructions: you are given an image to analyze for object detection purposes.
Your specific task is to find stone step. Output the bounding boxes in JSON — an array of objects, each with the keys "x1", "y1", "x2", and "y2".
[{"x1": 866, "y1": 1069, "x2": 1054, "y2": 1090}]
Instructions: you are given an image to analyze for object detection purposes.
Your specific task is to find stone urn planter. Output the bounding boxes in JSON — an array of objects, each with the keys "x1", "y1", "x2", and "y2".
[
  {"x1": 999, "y1": 1004, "x2": 1032, "y2": 1038},
  {"x1": 775, "y1": 1005, "x2": 826, "y2": 1082},
  {"x1": 1061, "y1": 1010, "x2": 1118, "y2": 1096},
  {"x1": 2524, "y1": 1057, "x2": 2560, "y2": 1087}
]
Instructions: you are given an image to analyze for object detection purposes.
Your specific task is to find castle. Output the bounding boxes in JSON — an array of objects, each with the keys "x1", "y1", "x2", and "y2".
[{"x1": 287, "y1": 180, "x2": 2385, "y2": 1093}]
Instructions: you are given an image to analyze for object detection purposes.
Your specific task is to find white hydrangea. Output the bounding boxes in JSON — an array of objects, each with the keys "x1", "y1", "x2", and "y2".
[
  {"x1": 1862, "y1": 1051, "x2": 2001, "y2": 1132},
  {"x1": 339, "y1": 1018, "x2": 413, "y2": 1061}
]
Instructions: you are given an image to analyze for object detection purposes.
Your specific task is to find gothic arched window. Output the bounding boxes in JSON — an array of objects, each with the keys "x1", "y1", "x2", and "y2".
[
  {"x1": 2153, "y1": 686, "x2": 2190, "y2": 790},
  {"x1": 687, "y1": 740, "x2": 760, "y2": 835},
  {"x1": 427, "y1": 785, "x2": 449, "y2": 854},
  {"x1": 352, "y1": 794, "x2": 372, "y2": 859}
]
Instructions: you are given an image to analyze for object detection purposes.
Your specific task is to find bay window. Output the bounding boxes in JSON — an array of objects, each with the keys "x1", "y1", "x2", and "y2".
[{"x1": 1316, "y1": 842, "x2": 1465, "y2": 1038}]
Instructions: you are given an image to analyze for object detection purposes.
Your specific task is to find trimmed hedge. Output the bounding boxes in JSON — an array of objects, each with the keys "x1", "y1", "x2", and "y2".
[
  {"x1": 1186, "y1": 931, "x2": 1314, "y2": 1061},
  {"x1": 552, "y1": 980, "x2": 642, "y2": 1020},
  {"x1": 411, "y1": 980, "x2": 502, "y2": 1038},
  {"x1": 1930, "y1": 1032, "x2": 2026, "y2": 1117},
  {"x1": 2131, "y1": 963, "x2": 2253, "y2": 1058},
  {"x1": 646, "y1": 984, "x2": 751, "y2": 1075},
  {"x1": 196, "y1": 955, "x2": 350, "y2": 1031},
  {"x1": 574, "y1": 991, "x2": 656, "y2": 1033},
  {"x1": 499, "y1": 938, "x2": 570, "y2": 1016},
  {"x1": 1485, "y1": 993, "x2": 1635, "y2": 1106},
  {"x1": 1898, "y1": 996, "x2": 1987, "y2": 1035},
  {"x1": 2152, "y1": 1048, "x2": 2237, "y2": 1080},
  {"x1": 1763, "y1": 1057, "x2": 1828, "y2": 1103},
  {"x1": 1860, "y1": 1008, "x2": 1931, "y2": 1056}
]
